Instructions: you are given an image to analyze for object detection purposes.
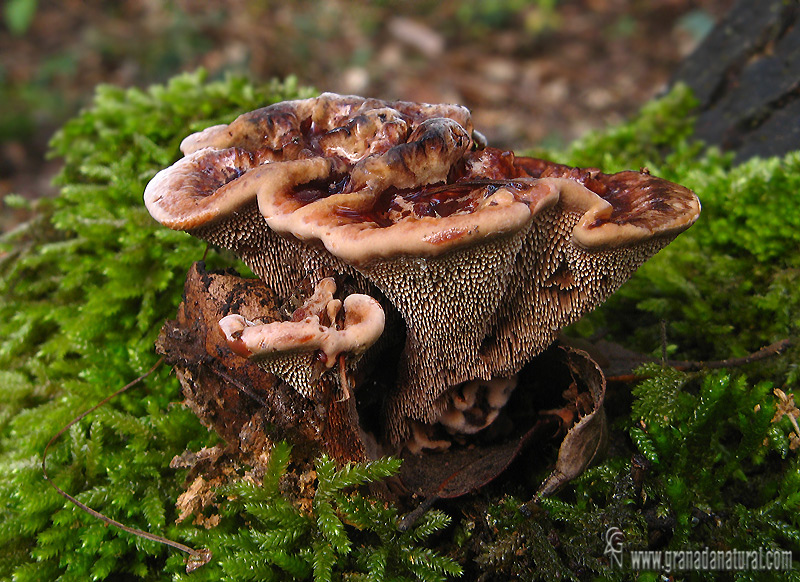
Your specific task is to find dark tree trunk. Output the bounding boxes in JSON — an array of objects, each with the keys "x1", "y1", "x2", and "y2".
[{"x1": 670, "y1": 0, "x2": 800, "y2": 162}]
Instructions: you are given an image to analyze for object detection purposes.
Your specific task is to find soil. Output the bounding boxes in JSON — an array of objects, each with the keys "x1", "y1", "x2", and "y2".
[{"x1": 0, "y1": 0, "x2": 733, "y2": 232}]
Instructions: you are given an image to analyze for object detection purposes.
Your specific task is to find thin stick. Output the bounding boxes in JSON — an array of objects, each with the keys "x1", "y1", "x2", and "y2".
[
  {"x1": 607, "y1": 339, "x2": 793, "y2": 382},
  {"x1": 668, "y1": 339, "x2": 793, "y2": 371},
  {"x1": 209, "y1": 363, "x2": 269, "y2": 407},
  {"x1": 42, "y1": 357, "x2": 212, "y2": 571},
  {"x1": 398, "y1": 495, "x2": 439, "y2": 532}
]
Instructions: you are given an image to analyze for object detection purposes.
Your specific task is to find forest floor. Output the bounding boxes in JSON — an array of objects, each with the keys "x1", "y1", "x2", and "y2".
[{"x1": 0, "y1": 0, "x2": 732, "y2": 232}]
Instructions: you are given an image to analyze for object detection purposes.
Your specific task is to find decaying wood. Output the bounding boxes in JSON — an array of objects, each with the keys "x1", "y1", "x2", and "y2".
[
  {"x1": 156, "y1": 261, "x2": 367, "y2": 463},
  {"x1": 671, "y1": 0, "x2": 800, "y2": 161}
]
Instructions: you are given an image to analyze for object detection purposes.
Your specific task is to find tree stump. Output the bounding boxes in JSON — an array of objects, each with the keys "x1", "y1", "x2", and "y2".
[{"x1": 671, "y1": 0, "x2": 800, "y2": 162}]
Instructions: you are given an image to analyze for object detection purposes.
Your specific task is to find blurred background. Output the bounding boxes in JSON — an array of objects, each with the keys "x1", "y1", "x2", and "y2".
[{"x1": 0, "y1": 0, "x2": 732, "y2": 231}]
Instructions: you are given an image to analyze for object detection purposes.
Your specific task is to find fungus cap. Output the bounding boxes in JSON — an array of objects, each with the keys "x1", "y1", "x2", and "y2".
[
  {"x1": 145, "y1": 106, "x2": 698, "y2": 264},
  {"x1": 438, "y1": 376, "x2": 518, "y2": 435}
]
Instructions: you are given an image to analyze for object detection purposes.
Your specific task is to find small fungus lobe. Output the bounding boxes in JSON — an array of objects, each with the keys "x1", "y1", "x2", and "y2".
[{"x1": 218, "y1": 277, "x2": 384, "y2": 399}]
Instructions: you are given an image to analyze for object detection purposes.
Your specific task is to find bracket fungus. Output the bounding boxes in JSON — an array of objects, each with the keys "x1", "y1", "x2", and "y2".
[{"x1": 145, "y1": 92, "x2": 700, "y2": 454}]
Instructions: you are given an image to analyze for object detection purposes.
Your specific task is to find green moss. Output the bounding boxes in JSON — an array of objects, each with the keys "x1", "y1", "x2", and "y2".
[
  {"x1": 2, "y1": 73, "x2": 798, "y2": 580},
  {"x1": 470, "y1": 369, "x2": 799, "y2": 580},
  {"x1": 168, "y1": 445, "x2": 459, "y2": 582},
  {"x1": 0, "y1": 70, "x2": 316, "y2": 580}
]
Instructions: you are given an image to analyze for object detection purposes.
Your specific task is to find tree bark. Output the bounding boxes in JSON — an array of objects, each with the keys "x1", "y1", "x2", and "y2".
[{"x1": 671, "y1": 0, "x2": 800, "y2": 162}]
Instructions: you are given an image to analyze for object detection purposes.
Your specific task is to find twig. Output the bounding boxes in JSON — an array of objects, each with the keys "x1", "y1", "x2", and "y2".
[
  {"x1": 669, "y1": 338, "x2": 793, "y2": 371},
  {"x1": 607, "y1": 339, "x2": 793, "y2": 382},
  {"x1": 42, "y1": 357, "x2": 212, "y2": 573},
  {"x1": 210, "y1": 362, "x2": 270, "y2": 407},
  {"x1": 398, "y1": 495, "x2": 440, "y2": 531}
]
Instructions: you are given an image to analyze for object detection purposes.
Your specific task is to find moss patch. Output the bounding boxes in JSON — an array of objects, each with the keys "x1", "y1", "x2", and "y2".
[{"x1": 1, "y1": 74, "x2": 797, "y2": 580}]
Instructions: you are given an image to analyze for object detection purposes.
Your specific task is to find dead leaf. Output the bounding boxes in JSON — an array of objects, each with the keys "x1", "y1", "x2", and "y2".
[
  {"x1": 772, "y1": 388, "x2": 800, "y2": 450},
  {"x1": 399, "y1": 345, "x2": 607, "y2": 500},
  {"x1": 536, "y1": 346, "x2": 607, "y2": 497}
]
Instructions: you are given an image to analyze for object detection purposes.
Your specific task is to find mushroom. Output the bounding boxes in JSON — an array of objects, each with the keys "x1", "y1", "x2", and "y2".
[
  {"x1": 144, "y1": 93, "x2": 700, "y2": 445},
  {"x1": 218, "y1": 277, "x2": 385, "y2": 400},
  {"x1": 439, "y1": 376, "x2": 518, "y2": 435}
]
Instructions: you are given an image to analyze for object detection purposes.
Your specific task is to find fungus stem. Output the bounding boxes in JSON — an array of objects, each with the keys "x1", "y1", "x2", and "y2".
[
  {"x1": 336, "y1": 353, "x2": 351, "y2": 402},
  {"x1": 42, "y1": 357, "x2": 212, "y2": 573}
]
